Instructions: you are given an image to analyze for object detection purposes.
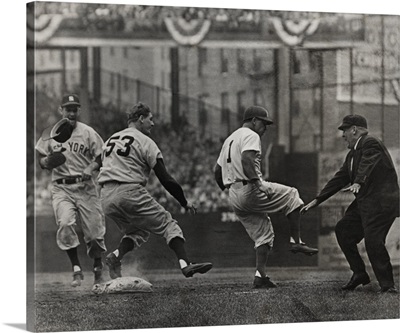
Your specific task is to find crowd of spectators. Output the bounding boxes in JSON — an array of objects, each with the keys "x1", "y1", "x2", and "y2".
[
  {"x1": 29, "y1": 91, "x2": 231, "y2": 217},
  {"x1": 31, "y1": 1, "x2": 350, "y2": 39},
  {"x1": 149, "y1": 123, "x2": 229, "y2": 213},
  {"x1": 32, "y1": 2, "x2": 264, "y2": 34}
]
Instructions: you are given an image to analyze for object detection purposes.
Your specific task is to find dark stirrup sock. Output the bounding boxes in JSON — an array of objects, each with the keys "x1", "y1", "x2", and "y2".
[
  {"x1": 168, "y1": 237, "x2": 190, "y2": 264},
  {"x1": 255, "y1": 244, "x2": 270, "y2": 277},
  {"x1": 117, "y1": 238, "x2": 135, "y2": 260},
  {"x1": 93, "y1": 257, "x2": 103, "y2": 269},
  {"x1": 66, "y1": 247, "x2": 81, "y2": 268}
]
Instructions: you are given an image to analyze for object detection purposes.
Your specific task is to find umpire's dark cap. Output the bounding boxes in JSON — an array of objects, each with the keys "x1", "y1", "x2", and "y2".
[
  {"x1": 61, "y1": 94, "x2": 81, "y2": 107},
  {"x1": 243, "y1": 106, "x2": 273, "y2": 125},
  {"x1": 338, "y1": 114, "x2": 367, "y2": 130}
]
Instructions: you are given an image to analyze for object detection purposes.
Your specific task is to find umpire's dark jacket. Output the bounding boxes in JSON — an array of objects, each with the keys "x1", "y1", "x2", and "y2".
[{"x1": 316, "y1": 134, "x2": 399, "y2": 221}]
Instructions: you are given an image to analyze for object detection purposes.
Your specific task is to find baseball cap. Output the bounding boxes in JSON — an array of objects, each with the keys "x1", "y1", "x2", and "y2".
[
  {"x1": 243, "y1": 105, "x2": 273, "y2": 125},
  {"x1": 61, "y1": 94, "x2": 81, "y2": 107},
  {"x1": 338, "y1": 114, "x2": 367, "y2": 130}
]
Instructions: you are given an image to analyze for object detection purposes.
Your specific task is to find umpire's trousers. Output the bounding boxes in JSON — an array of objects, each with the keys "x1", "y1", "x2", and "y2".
[{"x1": 335, "y1": 200, "x2": 396, "y2": 289}]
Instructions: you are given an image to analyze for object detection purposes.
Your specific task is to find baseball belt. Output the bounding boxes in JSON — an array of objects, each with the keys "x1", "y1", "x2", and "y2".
[
  {"x1": 225, "y1": 180, "x2": 249, "y2": 189},
  {"x1": 55, "y1": 177, "x2": 83, "y2": 185}
]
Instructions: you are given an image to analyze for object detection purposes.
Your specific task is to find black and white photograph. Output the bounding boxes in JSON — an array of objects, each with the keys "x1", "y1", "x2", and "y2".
[{"x1": 4, "y1": 0, "x2": 400, "y2": 332}]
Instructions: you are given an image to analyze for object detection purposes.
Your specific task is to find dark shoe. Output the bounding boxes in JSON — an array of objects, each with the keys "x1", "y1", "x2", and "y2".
[
  {"x1": 290, "y1": 243, "x2": 318, "y2": 256},
  {"x1": 93, "y1": 265, "x2": 104, "y2": 285},
  {"x1": 341, "y1": 272, "x2": 370, "y2": 290},
  {"x1": 105, "y1": 253, "x2": 122, "y2": 280},
  {"x1": 71, "y1": 270, "x2": 84, "y2": 287},
  {"x1": 182, "y1": 262, "x2": 213, "y2": 278},
  {"x1": 253, "y1": 276, "x2": 277, "y2": 289},
  {"x1": 378, "y1": 286, "x2": 398, "y2": 293}
]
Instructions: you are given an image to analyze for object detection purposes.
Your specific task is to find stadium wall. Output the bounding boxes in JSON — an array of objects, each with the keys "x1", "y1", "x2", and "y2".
[{"x1": 31, "y1": 210, "x2": 319, "y2": 273}]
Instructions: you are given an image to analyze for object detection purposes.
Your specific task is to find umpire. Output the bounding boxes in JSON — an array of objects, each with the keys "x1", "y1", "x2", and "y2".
[{"x1": 301, "y1": 115, "x2": 399, "y2": 293}]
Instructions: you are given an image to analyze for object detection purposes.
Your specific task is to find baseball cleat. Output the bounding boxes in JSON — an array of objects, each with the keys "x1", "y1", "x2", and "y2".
[
  {"x1": 378, "y1": 286, "x2": 398, "y2": 294},
  {"x1": 253, "y1": 276, "x2": 277, "y2": 289},
  {"x1": 341, "y1": 272, "x2": 370, "y2": 290},
  {"x1": 93, "y1": 265, "x2": 105, "y2": 285},
  {"x1": 290, "y1": 243, "x2": 318, "y2": 256},
  {"x1": 71, "y1": 271, "x2": 84, "y2": 287},
  {"x1": 181, "y1": 262, "x2": 213, "y2": 278},
  {"x1": 105, "y1": 253, "x2": 122, "y2": 280}
]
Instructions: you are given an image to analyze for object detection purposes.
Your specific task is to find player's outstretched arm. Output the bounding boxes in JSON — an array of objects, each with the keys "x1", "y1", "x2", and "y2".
[
  {"x1": 184, "y1": 202, "x2": 197, "y2": 215},
  {"x1": 153, "y1": 158, "x2": 190, "y2": 209}
]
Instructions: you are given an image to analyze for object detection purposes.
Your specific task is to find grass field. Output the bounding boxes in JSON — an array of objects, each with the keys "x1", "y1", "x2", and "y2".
[{"x1": 31, "y1": 266, "x2": 400, "y2": 332}]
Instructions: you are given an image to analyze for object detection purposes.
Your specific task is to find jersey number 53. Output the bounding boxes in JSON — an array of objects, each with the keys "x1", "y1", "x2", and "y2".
[{"x1": 104, "y1": 135, "x2": 135, "y2": 157}]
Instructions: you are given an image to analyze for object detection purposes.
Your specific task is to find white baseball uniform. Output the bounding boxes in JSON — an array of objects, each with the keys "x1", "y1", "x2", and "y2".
[
  {"x1": 217, "y1": 127, "x2": 303, "y2": 248},
  {"x1": 98, "y1": 127, "x2": 184, "y2": 247},
  {"x1": 35, "y1": 121, "x2": 106, "y2": 257}
]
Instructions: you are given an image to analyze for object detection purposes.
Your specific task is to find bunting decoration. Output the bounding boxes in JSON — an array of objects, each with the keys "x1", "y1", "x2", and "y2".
[
  {"x1": 270, "y1": 16, "x2": 320, "y2": 47},
  {"x1": 27, "y1": 14, "x2": 66, "y2": 45},
  {"x1": 164, "y1": 17, "x2": 211, "y2": 46}
]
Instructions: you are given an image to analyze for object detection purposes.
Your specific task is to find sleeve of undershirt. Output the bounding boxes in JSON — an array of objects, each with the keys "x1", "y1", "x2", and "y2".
[{"x1": 153, "y1": 158, "x2": 188, "y2": 207}]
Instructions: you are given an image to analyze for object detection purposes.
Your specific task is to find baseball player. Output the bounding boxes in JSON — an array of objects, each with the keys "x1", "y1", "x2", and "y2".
[
  {"x1": 214, "y1": 105, "x2": 318, "y2": 289},
  {"x1": 35, "y1": 94, "x2": 106, "y2": 287},
  {"x1": 97, "y1": 102, "x2": 212, "y2": 279}
]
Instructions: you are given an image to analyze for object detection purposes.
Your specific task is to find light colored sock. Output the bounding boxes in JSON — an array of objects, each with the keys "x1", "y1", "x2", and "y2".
[
  {"x1": 290, "y1": 237, "x2": 304, "y2": 244},
  {"x1": 179, "y1": 259, "x2": 188, "y2": 269},
  {"x1": 113, "y1": 250, "x2": 120, "y2": 257},
  {"x1": 255, "y1": 270, "x2": 269, "y2": 278},
  {"x1": 73, "y1": 265, "x2": 81, "y2": 273}
]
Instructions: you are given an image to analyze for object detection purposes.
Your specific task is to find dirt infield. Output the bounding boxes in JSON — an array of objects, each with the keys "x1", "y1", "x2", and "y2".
[{"x1": 30, "y1": 266, "x2": 400, "y2": 332}]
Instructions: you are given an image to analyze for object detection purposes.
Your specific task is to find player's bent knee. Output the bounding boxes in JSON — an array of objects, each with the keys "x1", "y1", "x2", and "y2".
[
  {"x1": 164, "y1": 227, "x2": 185, "y2": 245},
  {"x1": 87, "y1": 239, "x2": 106, "y2": 257},
  {"x1": 124, "y1": 233, "x2": 149, "y2": 248},
  {"x1": 289, "y1": 187, "x2": 302, "y2": 201}
]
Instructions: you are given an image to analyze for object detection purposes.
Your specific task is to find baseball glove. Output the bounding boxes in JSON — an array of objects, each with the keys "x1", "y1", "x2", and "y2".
[
  {"x1": 45, "y1": 152, "x2": 66, "y2": 169},
  {"x1": 42, "y1": 118, "x2": 74, "y2": 143}
]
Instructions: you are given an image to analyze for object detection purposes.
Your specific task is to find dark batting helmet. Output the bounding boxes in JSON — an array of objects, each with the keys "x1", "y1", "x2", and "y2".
[{"x1": 243, "y1": 106, "x2": 273, "y2": 125}]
